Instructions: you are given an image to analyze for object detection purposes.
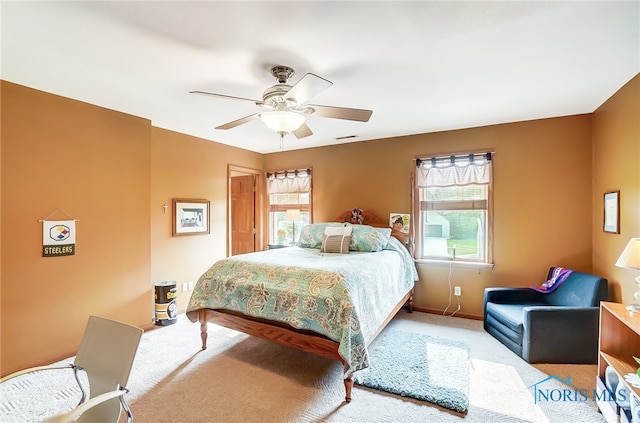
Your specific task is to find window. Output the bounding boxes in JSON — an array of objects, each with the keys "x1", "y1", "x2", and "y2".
[
  {"x1": 414, "y1": 152, "x2": 493, "y2": 264},
  {"x1": 266, "y1": 168, "x2": 312, "y2": 245}
]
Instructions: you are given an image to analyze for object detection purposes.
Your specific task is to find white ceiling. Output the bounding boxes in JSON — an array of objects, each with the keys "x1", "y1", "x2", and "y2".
[{"x1": 2, "y1": 1, "x2": 638, "y2": 154}]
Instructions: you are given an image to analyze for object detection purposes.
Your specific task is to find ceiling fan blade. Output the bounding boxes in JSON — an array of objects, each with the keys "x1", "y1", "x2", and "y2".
[
  {"x1": 285, "y1": 73, "x2": 333, "y2": 106},
  {"x1": 307, "y1": 104, "x2": 373, "y2": 122},
  {"x1": 292, "y1": 123, "x2": 313, "y2": 139},
  {"x1": 190, "y1": 90, "x2": 264, "y2": 106},
  {"x1": 215, "y1": 113, "x2": 260, "y2": 130}
]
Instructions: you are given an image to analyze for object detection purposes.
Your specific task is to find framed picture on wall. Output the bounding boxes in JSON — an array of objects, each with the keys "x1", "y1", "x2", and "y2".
[
  {"x1": 172, "y1": 198, "x2": 210, "y2": 236},
  {"x1": 603, "y1": 191, "x2": 620, "y2": 234}
]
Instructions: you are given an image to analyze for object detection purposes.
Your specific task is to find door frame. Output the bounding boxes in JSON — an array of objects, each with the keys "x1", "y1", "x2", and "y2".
[{"x1": 228, "y1": 164, "x2": 264, "y2": 256}]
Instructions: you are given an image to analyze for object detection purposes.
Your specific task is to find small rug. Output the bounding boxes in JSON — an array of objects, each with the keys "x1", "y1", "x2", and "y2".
[{"x1": 355, "y1": 328, "x2": 470, "y2": 412}]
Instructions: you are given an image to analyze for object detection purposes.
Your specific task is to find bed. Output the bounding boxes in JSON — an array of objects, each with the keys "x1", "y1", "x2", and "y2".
[{"x1": 186, "y1": 210, "x2": 418, "y2": 402}]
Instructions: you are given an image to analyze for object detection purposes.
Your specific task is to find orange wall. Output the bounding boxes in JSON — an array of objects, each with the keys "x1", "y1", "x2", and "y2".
[
  {"x1": 0, "y1": 81, "x2": 264, "y2": 375},
  {"x1": 265, "y1": 115, "x2": 595, "y2": 317},
  {"x1": 2, "y1": 74, "x2": 637, "y2": 373},
  {"x1": 1, "y1": 81, "x2": 151, "y2": 373},
  {"x1": 150, "y1": 127, "x2": 263, "y2": 313},
  {"x1": 592, "y1": 74, "x2": 640, "y2": 303}
]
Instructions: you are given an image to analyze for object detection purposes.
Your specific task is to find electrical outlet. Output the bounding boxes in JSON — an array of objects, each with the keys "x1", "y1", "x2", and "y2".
[
  {"x1": 454, "y1": 286, "x2": 461, "y2": 296},
  {"x1": 182, "y1": 282, "x2": 188, "y2": 292},
  {"x1": 188, "y1": 281, "x2": 194, "y2": 290}
]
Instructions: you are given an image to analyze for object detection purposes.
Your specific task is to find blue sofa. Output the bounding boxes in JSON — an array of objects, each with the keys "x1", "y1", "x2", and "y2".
[{"x1": 483, "y1": 267, "x2": 608, "y2": 363}]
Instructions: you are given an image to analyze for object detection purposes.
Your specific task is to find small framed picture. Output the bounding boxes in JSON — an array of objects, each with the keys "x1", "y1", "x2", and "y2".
[
  {"x1": 172, "y1": 198, "x2": 210, "y2": 236},
  {"x1": 389, "y1": 213, "x2": 410, "y2": 234},
  {"x1": 603, "y1": 191, "x2": 620, "y2": 234}
]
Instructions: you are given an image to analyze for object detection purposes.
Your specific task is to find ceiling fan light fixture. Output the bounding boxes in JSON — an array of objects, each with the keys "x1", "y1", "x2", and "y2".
[{"x1": 260, "y1": 111, "x2": 305, "y2": 134}]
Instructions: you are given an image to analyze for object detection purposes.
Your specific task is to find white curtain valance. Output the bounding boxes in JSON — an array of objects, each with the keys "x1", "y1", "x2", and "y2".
[
  {"x1": 268, "y1": 174, "x2": 310, "y2": 194},
  {"x1": 416, "y1": 163, "x2": 492, "y2": 188}
]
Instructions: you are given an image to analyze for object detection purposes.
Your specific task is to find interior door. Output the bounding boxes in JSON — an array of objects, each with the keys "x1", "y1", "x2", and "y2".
[{"x1": 231, "y1": 174, "x2": 256, "y2": 255}]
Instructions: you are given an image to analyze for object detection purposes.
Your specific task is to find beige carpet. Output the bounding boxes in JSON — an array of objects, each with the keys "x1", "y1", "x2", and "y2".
[
  {"x1": 119, "y1": 312, "x2": 604, "y2": 423},
  {"x1": 2, "y1": 311, "x2": 606, "y2": 422}
]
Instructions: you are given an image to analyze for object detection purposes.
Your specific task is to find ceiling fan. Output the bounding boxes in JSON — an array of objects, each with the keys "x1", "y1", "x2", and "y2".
[{"x1": 190, "y1": 65, "x2": 373, "y2": 140}]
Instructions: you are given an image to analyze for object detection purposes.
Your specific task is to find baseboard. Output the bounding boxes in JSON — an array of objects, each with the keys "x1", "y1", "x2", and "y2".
[{"x1": 413, "y1": 307, "x2": 483, "y2": 321}]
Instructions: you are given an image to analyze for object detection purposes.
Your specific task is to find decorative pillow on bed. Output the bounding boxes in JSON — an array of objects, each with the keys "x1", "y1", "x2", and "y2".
[
  {"x1": 320, "y1": 226, "x2": 352, "y2": 254},
  {"x1": 347, "y1": 224, "x2": 392, "y2": 252},
  {"x1": 298, "y1": 222, "x2": 346, "y2": 248}
]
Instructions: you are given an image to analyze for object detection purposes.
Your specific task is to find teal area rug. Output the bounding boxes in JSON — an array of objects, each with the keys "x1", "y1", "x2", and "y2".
[{"x1": 355, "y1": 328, "x2": 470, "y2": 412}]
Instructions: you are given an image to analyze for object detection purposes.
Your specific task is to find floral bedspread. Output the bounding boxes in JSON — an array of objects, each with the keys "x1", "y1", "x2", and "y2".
[{"x1": 186, "y1": 236, "x2": 417, "y2": 375}]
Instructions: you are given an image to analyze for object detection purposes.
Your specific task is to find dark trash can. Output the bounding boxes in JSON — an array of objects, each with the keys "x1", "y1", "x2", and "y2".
[{"x1": 154, "y1": 281, "x2": 177, "y2": 326}]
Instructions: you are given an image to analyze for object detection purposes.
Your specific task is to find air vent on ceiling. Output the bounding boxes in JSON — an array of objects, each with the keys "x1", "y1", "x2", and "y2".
[{"x1": 335, "y1": 135, "x2": 358, "y2": 140}]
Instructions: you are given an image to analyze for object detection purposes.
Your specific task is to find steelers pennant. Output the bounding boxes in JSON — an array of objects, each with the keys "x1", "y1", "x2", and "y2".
[{"x1": 42, "y1": 220, "x2": 76, "y2": 257}]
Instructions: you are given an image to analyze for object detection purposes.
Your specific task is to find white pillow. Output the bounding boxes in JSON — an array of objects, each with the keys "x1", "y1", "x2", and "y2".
[{"x1": 324, "y1": 226, "x2": 353, "y2": 236}]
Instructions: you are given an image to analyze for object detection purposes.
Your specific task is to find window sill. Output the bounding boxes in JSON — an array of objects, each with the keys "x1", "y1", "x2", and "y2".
[{"x1": 414, "y1": 258, "x2": 494, "y2": 270}]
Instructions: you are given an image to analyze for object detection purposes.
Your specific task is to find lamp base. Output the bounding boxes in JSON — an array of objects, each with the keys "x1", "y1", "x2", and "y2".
[{"x1": 626, "y1": 304, "x2": 640, "y2": 313}]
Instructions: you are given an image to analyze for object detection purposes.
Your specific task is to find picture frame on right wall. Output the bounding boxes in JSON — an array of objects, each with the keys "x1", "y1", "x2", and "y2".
[{"x1": 603, "y1": 190, "x2": 620, "y2": 234}]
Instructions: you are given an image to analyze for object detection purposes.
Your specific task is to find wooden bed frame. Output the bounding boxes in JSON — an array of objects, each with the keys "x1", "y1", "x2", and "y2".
[
  {"x1": 196, "y1": 209, "x2": 415, "y2": 402},
  {"x1": 198, "y1": 288, "x2": 413, "y2": 402}
]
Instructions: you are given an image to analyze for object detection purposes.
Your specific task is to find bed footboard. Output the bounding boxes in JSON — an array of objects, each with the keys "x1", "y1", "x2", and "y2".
[
  {"x1": 197, "y1": 308, "x2": 342, "y2": 360},
  {"x1": 196, "y1": 287, "x2": 414, "y2": 403}
]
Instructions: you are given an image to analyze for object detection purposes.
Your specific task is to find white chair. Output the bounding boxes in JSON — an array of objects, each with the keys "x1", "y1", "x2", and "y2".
[{"x1": 1, "y1": 315, "x2": 143, "y2": 423}]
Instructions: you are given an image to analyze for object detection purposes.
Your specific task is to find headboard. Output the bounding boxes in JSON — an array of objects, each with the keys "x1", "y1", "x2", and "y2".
[
  {"x1": 334, "y1": 208, "x2": 410, "y2": 245},
  {"x1": 334, "y1": 208, "x2": 388, "y2": 228}
]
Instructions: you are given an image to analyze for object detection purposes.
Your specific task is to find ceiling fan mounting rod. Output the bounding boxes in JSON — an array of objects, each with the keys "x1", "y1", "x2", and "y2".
[{"x1": 271, "y1": 66, "x2": 295, "y2": 84}]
